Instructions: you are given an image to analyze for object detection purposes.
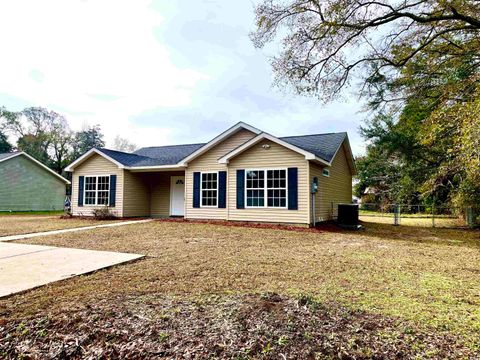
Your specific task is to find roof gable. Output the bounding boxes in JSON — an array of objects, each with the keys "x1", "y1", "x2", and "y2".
[
  {"x1": 218, "y1": 131, "x2": 356, "y2": 174},
  {"x1": 0, "y1": 151, "x2": 70, "y2": 183},
  {"x1": 65, "y1": 148, "x2": 126, "y2": 171},
  {"x1": 218, "y1": 133, "x2": 329, "y2": 165},
  {"x1": 178, "y1": 122, "x2": 262, "y2": 166}
]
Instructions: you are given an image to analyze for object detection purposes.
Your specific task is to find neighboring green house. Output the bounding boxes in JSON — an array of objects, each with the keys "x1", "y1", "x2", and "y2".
[{"x1": 0, "y1": 152, "x2": 70, "y2": 211}]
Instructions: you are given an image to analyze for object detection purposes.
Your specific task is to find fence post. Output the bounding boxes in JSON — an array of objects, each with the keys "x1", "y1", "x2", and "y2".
[
  {"x1": 394, "y1": 204, "x2": 400, "y2": 226},
  {"x1": 466, "y1": 207, "x2": 474, "y2": 228}
]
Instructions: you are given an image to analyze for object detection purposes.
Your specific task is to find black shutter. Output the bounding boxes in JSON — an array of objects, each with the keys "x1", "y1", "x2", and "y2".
[
  {"x1": 236, "y1": 169, "x2": 245, "y2": 209},
  {"x1": 193, "y1": 172, "x2": 201, "y2": 208},
  {"x1": 109, "y1": 175, "x2": 117, "y2": 207},
  {"x1": 288, "y1": 167, "x2": 298, "y2": 210},
  {"x1": 78, "y1": 176, "x2": 84, "y2": 207},
  {"x1": 218, "y1": 171, "x2": 227, "y2": 208}
]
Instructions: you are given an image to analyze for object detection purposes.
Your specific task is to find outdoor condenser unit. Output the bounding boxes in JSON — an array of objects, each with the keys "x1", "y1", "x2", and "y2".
[{"x1": 337, "y1": 204, "x2": 361, "y2": 229}]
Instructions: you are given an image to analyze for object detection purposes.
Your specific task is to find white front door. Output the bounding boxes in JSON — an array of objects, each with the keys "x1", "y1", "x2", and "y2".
[{"x1": 170, "y1": 176, "x2": 185, "y2": 216}]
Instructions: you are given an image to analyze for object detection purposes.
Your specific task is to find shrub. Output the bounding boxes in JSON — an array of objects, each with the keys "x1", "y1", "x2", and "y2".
[{"x1": 92, "y1": 206, "x2": 117, "y2": 220}]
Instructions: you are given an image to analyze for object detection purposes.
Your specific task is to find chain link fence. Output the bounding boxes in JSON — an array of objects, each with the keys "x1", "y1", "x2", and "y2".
[{"x1": 359, "y1": 203, "x2": 479, "y2": 228}]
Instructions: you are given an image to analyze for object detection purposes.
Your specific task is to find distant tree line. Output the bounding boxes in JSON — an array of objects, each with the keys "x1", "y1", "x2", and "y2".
[
  {"x1": 252, "y1": 0, "x2": 480, "y2": 209},
  {"x1": 0, "y1": 106, "x2": 137, "y2": 177}
]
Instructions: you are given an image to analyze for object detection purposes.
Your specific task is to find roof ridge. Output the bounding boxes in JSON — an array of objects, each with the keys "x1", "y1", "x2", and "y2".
[
  {"x1": 135, "y1": 133, "x2": 345, "y2": 150},
  {"x1": 0, "y1": 150, "x2": 21, "y2": 155},
  {"x1": 98, "y1": 147, "x2": 150, "y2": 158},
  {"x1": 136, "y1": 142, "x2": 206, "y2": 150},
  {"x1": 280, "y1": 132, "x2": 347, "y2": 139}
]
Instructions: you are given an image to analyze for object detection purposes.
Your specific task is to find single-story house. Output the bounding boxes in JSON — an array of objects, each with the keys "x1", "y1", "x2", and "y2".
[
  {"x1": 0, "y1": 151, "x2": 70, "y2": 211},
  {"x1": 65, "y1": 122, "x2": 356, "y2": 225}
]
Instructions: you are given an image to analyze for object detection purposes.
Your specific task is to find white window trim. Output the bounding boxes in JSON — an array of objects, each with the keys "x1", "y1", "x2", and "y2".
[
  {"x1": 322, "y1": 168, "x2": 330, "y2": 177},
  {"x1": 83, "y1": 175, "x2": 110, "y2": 207},
  {"x1": 245, "y1": 168, "x2": 288, "y2": 209},
  {"x1": 200, "y1": 171, "x2": 219, "y2": 208}
]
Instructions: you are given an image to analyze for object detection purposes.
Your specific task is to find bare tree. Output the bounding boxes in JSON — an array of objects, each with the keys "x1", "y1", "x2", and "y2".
[
  {"x1": 251, "y1": 1, "x2": 480, "y2": 104},
  {"x1": 112, "y1": 135, "x2": 137, "y2": 153}
]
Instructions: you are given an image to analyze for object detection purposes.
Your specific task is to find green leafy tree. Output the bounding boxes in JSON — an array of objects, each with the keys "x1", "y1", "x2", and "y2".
[
  {"x1": 50, "y1": 125, "x2": 73, "y2": 175},
  {"x1": 252, "y1": 0, "x2": 480, "y2": 208},
  {"x1": 72, "y1": 125, "x2": 105, "y2": 159},
  {"x1": 1, "y1": 106, "x2": 74, "y2": 174},
  {"x1": 16, "y1": 134, "x2": 50, "y2": 164},
  {"x1": 422, "y1": 89, "x2": 480, "y2": 207},
  {"x1": 0, "y1": 131, "x2": 12, "y2": 153}
]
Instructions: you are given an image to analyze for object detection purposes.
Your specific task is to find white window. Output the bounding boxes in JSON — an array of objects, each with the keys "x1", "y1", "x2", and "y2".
[
  {"x1": 322, "y1": 168, "x2": 330, "y2": 177},
  {"x1": 201, "y1": 172, "x2": 218, "y2": 207},
  {"x1": 246, "y1": 169, "x2": 287, "y2": 208},
  {"x1": 84, "y1": 176, "x2": 110, "y2": 206},
  {"x1": 246, "y1": 170, "x2": 265, "y2": 207},
  {"x1": 267, "y1": 170, "x2": 287, "y2": 207}
]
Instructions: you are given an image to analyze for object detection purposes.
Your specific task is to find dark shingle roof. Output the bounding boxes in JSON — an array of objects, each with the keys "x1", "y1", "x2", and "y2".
[
  {"x1": 280, "y1": 132, "x2": 347, "y2": 163},
  {"x1": 96, "y1": 148, "x2": 156, "y2": 167},
  {"x1": 0, "y1": 151, "x2": 20, "y2": 162},
  {"x1": 96, "y1": 132, "x2": 346, "y2": 167},
  {"x1": 133, "y1": 143, "x2": 205, "y2": 165},
  {"x1": 96, "y1": 143, "x2": 205, "y2": 167}
]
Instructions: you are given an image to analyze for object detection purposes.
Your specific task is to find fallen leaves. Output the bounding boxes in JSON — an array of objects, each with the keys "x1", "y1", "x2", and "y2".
[{"x1": 0, "y1": 293, "x2": 475, "y2": 359}]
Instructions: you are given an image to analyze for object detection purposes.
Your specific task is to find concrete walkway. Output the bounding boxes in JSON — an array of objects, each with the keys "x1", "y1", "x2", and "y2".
[
  {"x1": 0, "y1": 219, "x2": 153, "y2": 242},
  {"x1": 0, "y1": 242, "x2": 143, "y2": 298}
]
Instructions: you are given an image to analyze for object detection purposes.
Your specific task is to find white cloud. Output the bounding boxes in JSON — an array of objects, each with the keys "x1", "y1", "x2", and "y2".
[
  {"x1": 0, "y1": 0, "x2": 365, "y2": 155},
  {"x1": 0, "y1": 0, "x2": 207, "y2": 146}
]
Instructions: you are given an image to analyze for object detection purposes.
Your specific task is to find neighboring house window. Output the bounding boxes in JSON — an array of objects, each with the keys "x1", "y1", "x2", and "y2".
[
  {"x1": 201, "y1": 172, "x2": 218, "y2": 207},
  {"x1": 322, "y1": 168, "x2": 330, "y2": 177},
  {"x1": 246, "y1": 169, "x2": 287, "y2": 208},
  {"x1": 84, "y1": 176, "x2": 110, "y2": 206}
]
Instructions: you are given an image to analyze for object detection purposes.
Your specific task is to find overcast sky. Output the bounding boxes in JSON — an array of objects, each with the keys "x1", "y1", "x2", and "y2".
[{"x1": 0, "y1": 0, "x2": 365, "y2": 155}]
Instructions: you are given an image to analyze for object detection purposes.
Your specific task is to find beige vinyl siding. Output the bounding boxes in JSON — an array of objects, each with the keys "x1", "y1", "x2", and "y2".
[
  {"x1": 122, "y1": 171, "x2": 150, "y2": 217},
  {"x1": 185, "y1": 129, "x2": 256, "y2": 220},
  {"x1": 71, "y1": 153, "x2": 124, "y2": 217},
  {"x1": 228, "y1": 139, "x2": 310, "y2": 224},
  {"x1": 310, "y1": 142, "x2": 353, "y2": 222},
  {"x1": 150, "y1": 171, "x2": 184, "y2": 217}
]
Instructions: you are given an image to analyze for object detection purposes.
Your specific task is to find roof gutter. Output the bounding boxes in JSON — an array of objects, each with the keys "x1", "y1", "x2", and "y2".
[
  {"x1": 314, "y1": 156, "x2": 331, "y2": 167},
  {"x1": 126, "y1": 164, "x2": 186, "y2": 172}
]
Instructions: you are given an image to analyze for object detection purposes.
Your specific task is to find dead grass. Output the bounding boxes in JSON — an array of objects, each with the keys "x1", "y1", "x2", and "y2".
[
  {"x1": 2, "y1": 293, "x2": 475, "y2": 359},
  {"x1": 360, "y1": 215, "x2": 466, "y2": 228},
  {"x1": 0, "y1": 215, "x2": 121, "y2": 237},
  {"x1": 2, "y1": 219, "x2": 479, "y2": 351}
]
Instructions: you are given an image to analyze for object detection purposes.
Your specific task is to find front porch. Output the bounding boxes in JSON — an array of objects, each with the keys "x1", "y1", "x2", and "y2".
[{"x1": 123, "y1": 170, "x2": 186, "y2": 218}]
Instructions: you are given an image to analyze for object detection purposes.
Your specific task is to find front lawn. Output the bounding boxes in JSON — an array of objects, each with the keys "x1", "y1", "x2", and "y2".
[
  {"x1": 360, "y1": 214, "x2": 466, "y2": 228},
  {"x1": 0, "y1": 210, "x2": 64, "y2": 216},
  {"x1": 1, "y1": 220, "x2": 479, "y2": 358},
  {"x1": 0, "y1": 215, "x2": 121, "y2": 237}
]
